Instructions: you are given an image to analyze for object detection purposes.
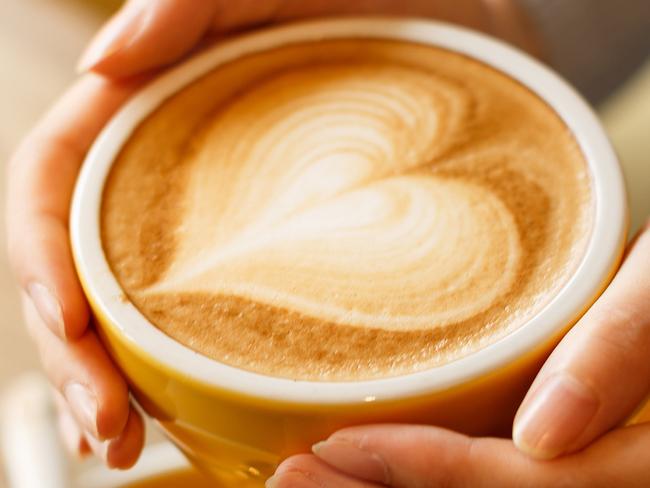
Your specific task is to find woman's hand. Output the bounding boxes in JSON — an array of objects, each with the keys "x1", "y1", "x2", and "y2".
[
  {"x1": 269, "y1": 222, "x2": 650, "y2": 486},
  {"x1": 269, "y1": 422, "x2": 650, "y2": 487},
  {"x1": 6, "y1": 0, "x2": 538, "y2": 468},
  {"x1": 7, "y1": 74, "x2": 147, "y2": 467}
]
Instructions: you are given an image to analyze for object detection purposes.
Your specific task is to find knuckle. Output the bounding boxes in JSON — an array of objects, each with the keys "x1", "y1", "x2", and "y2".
[{"x1": 431, "y1": 437, "x2": 476, "y2": 488}]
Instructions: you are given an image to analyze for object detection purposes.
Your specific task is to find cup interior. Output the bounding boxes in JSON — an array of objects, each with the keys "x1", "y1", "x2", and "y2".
[{"x1": 70, "y1": 18, "x2": 627, "y2": 404}]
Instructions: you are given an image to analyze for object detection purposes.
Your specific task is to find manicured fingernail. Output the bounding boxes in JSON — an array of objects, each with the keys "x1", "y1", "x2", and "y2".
[
  {"x1": 513, "y1": 373, "x2": 599, "y2": 459},
  {"x1": 312, "y1": 439, "x2": 389, "y2": 484},
  {"x1": 84, "y1": 432, "x2": 109, "y2": 464},
  {"x1": 58, "y1": 409, "x2": 85, "y2": 456},
  {"x1": 27, "y1": 282, "x2": 65, "y2": 338},
  {"x1": 76, "y1": 3, "x2": 147, "y2": 72},
  {"x1": 64, "y1": 383, "x2": 98, "y2": 439},
  {"x1": 265, "y1": 473, "x2": 317, "y2": 488}
]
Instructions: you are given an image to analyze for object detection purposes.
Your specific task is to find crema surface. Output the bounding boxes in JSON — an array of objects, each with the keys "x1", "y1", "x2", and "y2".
[{"x1": 101, "y1": 40, "x2": 593, "y2": 381}]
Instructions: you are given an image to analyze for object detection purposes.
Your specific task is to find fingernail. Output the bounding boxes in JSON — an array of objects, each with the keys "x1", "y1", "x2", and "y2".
[
  {"x1": 64, "y1": 383, "x2": 99, "y2": 439},
  {"x1": 265, "y1": 472, "x2": 318, "y2": 488},
  {"x1": 27, "y1": 282, "x2": 65, "y2": 338},
  {"x1": 265, "y1": 475, "x2": 278, "y2": 488},
  {"x1": 58, "y1": 409, "x2": 85, "y2": 456},
  {"x1": 84, "y1": 432, "x2": 109, "y2": 464},
  {"x1": 76, "y1": 3, "x2": 147, "y2": 72},
  {"x1": 312, "y1": 439, "x2": 389, "y2": 484},
  {"x1": 513, "y1": 373, "x2": 599, "y2": 459}
]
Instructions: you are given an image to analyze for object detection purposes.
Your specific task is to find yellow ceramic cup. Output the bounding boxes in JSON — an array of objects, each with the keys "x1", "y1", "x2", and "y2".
[{"x1": 70, "y1": 18, "x2": 627, "y2": 487}]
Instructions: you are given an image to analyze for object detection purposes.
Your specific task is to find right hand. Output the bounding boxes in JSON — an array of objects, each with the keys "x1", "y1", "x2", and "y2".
[{"x1": 6, "y1": 0, "x2": 537, "y2": 468}]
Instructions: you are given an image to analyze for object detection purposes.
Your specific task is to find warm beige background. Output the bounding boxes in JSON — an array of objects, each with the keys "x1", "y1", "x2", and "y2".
[{"x1": 0, "y1": 0, "x2": 648, "y2": 486}]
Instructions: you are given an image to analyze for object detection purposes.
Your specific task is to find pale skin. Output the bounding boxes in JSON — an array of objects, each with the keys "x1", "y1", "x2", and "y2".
[{"x1": 6, "y1": 0, "x2": 650, "y2": 483}]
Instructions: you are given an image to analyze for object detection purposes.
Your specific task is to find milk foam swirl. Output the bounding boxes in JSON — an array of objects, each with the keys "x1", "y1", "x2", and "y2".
[
  {"x1": 102, "y1": 40, "x2": 593, "y2": 380},
  {"x1": 148, "y1": 65, "x2": 521, "y2": 330}
]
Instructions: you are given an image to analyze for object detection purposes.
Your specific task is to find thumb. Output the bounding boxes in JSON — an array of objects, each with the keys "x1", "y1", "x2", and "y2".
[
  {"x1": 77, "y1": 0, "x2": 219, "y2": 77},
  {"x1": 513, "y1": 221, "x2": 650, "y2": 459}
]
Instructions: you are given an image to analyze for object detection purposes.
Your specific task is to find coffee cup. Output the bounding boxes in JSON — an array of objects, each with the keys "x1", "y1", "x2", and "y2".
[{"x1": 70, "y1": 18, "x2": 627, "y2": 486}]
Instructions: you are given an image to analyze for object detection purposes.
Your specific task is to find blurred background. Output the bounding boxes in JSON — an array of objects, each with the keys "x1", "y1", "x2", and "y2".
[{"x1": 0, "y1": 0, "x2": 648, "y2": 486}]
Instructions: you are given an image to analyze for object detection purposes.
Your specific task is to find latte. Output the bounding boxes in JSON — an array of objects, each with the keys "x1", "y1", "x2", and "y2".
[{"x1": 101, "y1": 39, "x2": 593, "y2": 381}]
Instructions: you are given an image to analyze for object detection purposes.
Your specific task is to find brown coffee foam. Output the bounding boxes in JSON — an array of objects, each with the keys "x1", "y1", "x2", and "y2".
[{"x1": 101, "y1": 39, "x2": 592, "y2": 381}]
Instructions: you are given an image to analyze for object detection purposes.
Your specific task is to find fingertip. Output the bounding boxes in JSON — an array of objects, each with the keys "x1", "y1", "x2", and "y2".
[
  {"x1": 310, "y1": 438, "x2": 389, "y2": 484},
  {"x1": 275, "y1": 454, "x2": 318, "y2": 473},
  {"x1": 24, "y1": 280, "x2": 89, "y2": 342},
  {"x1": 76, "y1": 1, "x2": 147, "y2": 74},
  {"x1": 59, "y1": 285, "x2": 91, "y2": 341},
  {"x1": 19, "y1": 232, "x2": 90, "y2": 342},
  {"x1": 79, "y1": 0, "x2": 218, "y2": 79},
  {"x1": 272, "y1": 454, "x2": 322, "y2": 484},
  {"x1": 271, "y1": 454, "x2": 381, "y2": 488},
  {"x1": 84, "y1": 432, "x2": 109, "y2": 464},
  {"x1": 64, "y1": 381, "x2": 101, "y2": 441},
  {"x1": 265, "y1": 471, "x2": 311, "y2": 488},
  {"x1": 70, "y1": 333, "x2": 130, "y2": 440},
  {"x1": 58, "y1": 407, "x2": 89, "y2": 458},
  {"x1": 106, "y1": 407, "x2": 145, "y2": 469},
  {"x1": 84, "y1": 407, "x2": 144, "y2": 469},
  {"x1": 265, "y1": 474, "x2": 279, "y2": 488},
  {"x1": 79, "y1": 437, "x2": 92, "y2": 457},
  {"x1": 95, "y1": 383, "x2": 130, "y2": 441}
]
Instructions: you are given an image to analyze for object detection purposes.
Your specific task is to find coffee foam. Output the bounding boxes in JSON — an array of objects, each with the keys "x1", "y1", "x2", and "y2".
[{"x1": 102, "y1": 39, "x2": 593, "y2": 380}]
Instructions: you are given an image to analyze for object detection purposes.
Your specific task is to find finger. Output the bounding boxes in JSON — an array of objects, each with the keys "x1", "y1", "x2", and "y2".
[
  {"x1": 85, "y1": 407, "x2": 145, "y2": 470},
  {"x1": 214, "y1": 0, "x2": 490, "y2": 34},
  {"x1": 7, "y1": 74, "x2": 143, "y2": 340},
  {"x1": 106, "y1": 407, "x2": 145, "y2": 469},
  {"x1": 23, "y1": 294, "x2": 130, "y2": 442},
  {"x1": 513, "y1": 222, "x2": 650, "y2": 459},
  {"x1": 312, "y1": 423, "x2": 650, "y2": 488},
  {"x1": 78, "y1": 0, "x2": 533, "y2": 79},
  {"x1": 268, "y1": 454, "x2": 383, "y2": 488},
  {"x1": 577, "y1": 423, "x2": 650, "y2": 488},
  {"x1": 54, "y1": 382, "x2": 144, "y2": 469},
  {"x1": 53, "y1": 391, "x2": 91, "y2": 458},
  {"x1": 78, "y1": 0, "x2": 220, "y2": 77},
  {"x1": 312, "y1": 424, "x2": 553, "y2": 487}
]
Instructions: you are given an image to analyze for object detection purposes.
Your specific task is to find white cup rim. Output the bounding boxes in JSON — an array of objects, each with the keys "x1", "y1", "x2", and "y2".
[{"x1": 70, "y1": 17, "x2": 627, "y2": 405}]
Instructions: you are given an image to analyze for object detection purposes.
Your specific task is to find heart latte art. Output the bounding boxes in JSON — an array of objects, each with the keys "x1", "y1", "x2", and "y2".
[{"x1": 102, "y1": 40, "x2": 593, "y2": 380}]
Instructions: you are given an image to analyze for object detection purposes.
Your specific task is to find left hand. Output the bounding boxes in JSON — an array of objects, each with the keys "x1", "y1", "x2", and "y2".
[{"x1": 268, "y1": 223, "x2": 650, "y2": 486}]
